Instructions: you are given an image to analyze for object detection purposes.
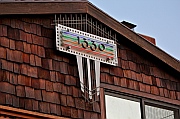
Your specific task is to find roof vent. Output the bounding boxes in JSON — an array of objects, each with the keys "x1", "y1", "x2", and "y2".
[
  {"x1": 121, "y1": 21, "x2": 156, "y2": 45},
  {"x1": 121, "y1": 21, "x2": 137, "y2": 31}
]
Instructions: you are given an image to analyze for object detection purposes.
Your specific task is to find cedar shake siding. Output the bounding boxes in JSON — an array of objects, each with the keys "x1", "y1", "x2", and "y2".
[
  {"x1": 0, "y1": 1, "x2": 180, "y2": 119},
  {"x1": 0, "y1": 15, "x2": 100, "y2": 118}
]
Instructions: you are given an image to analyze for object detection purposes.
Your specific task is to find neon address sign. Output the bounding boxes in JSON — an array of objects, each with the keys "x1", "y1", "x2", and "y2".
[{"x1": 56, "y1": 24, "x2": 118, "y2": 66}]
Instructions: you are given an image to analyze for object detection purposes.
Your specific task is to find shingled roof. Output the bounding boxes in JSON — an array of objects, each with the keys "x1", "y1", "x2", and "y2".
[{"x1": 0, "y1": 0, "x2": 179, "y2": 73}]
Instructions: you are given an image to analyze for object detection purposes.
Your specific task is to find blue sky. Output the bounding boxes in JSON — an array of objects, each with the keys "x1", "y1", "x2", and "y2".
[{"x1": 89, "y1": 0, "x2": 180, "y2": 60}]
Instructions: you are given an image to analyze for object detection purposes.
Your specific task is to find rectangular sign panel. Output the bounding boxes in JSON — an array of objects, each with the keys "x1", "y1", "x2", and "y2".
[{"x1": 56, "y1": 24, "x2": 118, "y2": 66}]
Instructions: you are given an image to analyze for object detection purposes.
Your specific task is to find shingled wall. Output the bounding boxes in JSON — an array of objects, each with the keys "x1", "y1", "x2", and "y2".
[
  {"x1": 0, "y1": 15, "x2": 179, "y2": 119},
  {"x1": 0, "y1": 15, "x2": 101, "y2": 119},
  {"x1": 101, "y1": 42, "x2": 180, "y2": 100}
]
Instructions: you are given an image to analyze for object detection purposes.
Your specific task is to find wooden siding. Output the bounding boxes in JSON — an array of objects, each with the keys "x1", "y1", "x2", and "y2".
[
  {"x1": 0, "y1": 14, "x2": 179, "y2": 119},
  {"x1": 100, "y1": 39, "x2": 180, "y2": 104},
  {"x1": 0, "y1": 15, "x2": 101, "y2": 119}
]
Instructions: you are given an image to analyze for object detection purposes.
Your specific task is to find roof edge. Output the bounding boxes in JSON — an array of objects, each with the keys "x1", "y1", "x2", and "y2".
[
  {"x1": 86, "y1": 2, "x2": 180, "y2": 73},
  {"x1": 0, "y1": 2, "x2": 88, "y2": 15},
  {"x1": 0, "y1": 0, "x2": 87, "y2": 2}
]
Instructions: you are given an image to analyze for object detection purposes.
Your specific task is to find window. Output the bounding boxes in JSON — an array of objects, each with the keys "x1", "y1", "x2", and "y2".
[
  {"x1": 144, "y1": 101, "x2": 179, "y2": 119},
  {"x1": 105, "y1": 93, "x2": 180, "y2": 119},
  {"x1": 105, "y1": 95, "x2": 141, "y2": 119},
  {"x1": 145, "y1": 105, "x2": 174, "y2": 119}
]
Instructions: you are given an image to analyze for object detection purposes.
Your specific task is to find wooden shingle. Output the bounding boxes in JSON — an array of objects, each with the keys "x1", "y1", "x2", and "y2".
[
  {"x1": 75, "y1": 98, "x2": 85, "y2": 110},
  {"x1": 150, "y1": 86, "x2": 159, "y2": 95},
  {"x1": 15, "y1": 41, "x2": 23, "y2": 51},
  {"x1": 16, "y1": 85, "x2": 25, "y2": 97},
  {"x1": 6, "y1": 94, "x2": 13, "y2": 105},
  {"x1": 34, "y1": 89, "x2": 42, "y2": 101},
  {"x1": 12, "y1": 95, "x2": 19, "y2": 107},
  {"x1": 61, "y1": 106, "x2": 71, "y2": 117},
  {"x1": 0, "y1": 82, "x2": 15, "y2": 95},
  {"x1": 32, "y1": 100, "x2": 39, "y2": 111},
  {"x1": 25, "y1": 86, "x2": 35, "y2": 99},
  {"x1": 45, "y1": 80, "x2": 53, "y2": 92},
  {"x1": 1, "y1": 37, "x2": 9, "y2": 48},
  {"x1": 67, "y1": 96, "x2": 75, "y2": 107},
  {"x1": 24, "y1": 99, "x2": 33, "y2": 110},
  {"x1": 71, "y1": 108, "x2": 78, "y2": 118},
  {"x1": 39, "y1": 102, "x2": 50, "y2": 113},
  {"x1": 0, "y1": 92, "x2": 6, "y2": 104}
]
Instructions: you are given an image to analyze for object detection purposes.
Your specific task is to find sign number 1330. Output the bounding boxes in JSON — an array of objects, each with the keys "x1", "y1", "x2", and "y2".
[{"x1": 77, "y1": 36, "x2": 105, "y2": 51}]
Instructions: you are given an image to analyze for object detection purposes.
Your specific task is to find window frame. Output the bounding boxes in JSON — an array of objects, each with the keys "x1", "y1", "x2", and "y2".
[{"x1": 104, "y1": 90, "x2": 180, "y2": 119}]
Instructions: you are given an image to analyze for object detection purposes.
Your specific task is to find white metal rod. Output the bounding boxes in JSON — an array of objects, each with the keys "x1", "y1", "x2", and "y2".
[
  {"x1": 95, "y1": 61, "x2": 100, "y2": 95},
  {"x1": 87, "y1": 58, "x2": 92, "y2": 99},
  {"x1": 76, "y1": 56, "x2": 84, "y2": 92}
]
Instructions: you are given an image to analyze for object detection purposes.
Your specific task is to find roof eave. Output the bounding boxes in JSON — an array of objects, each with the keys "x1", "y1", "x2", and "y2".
[{"x1": 0, "y1": 1, "x2": 88, "y2": 15}]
